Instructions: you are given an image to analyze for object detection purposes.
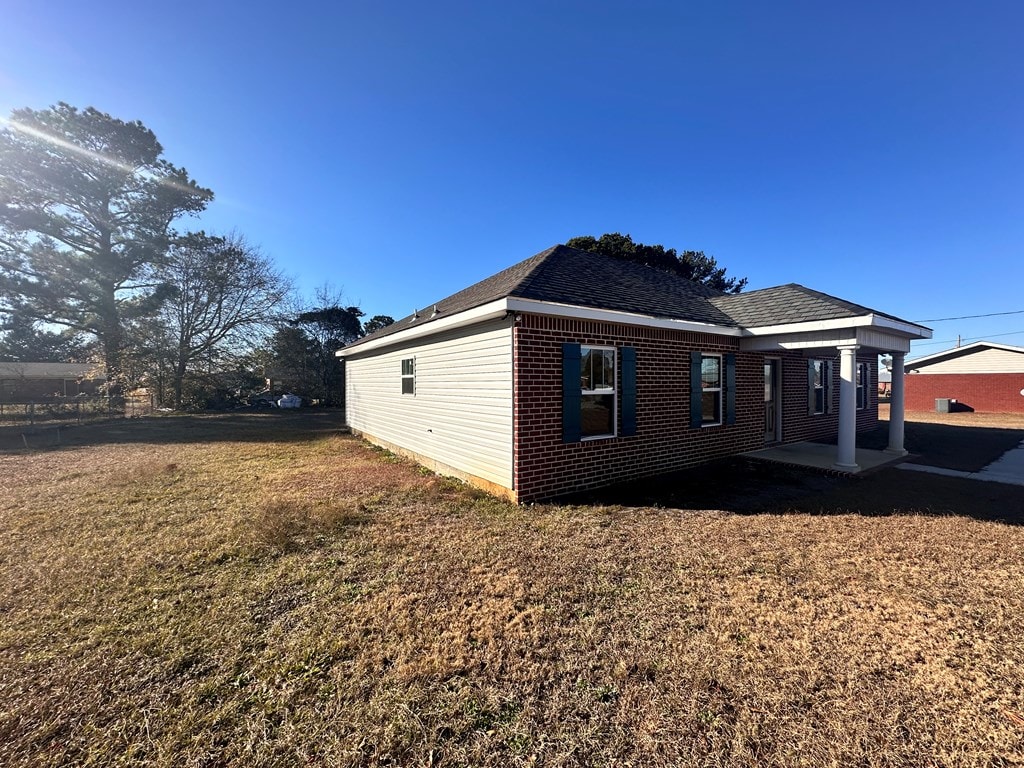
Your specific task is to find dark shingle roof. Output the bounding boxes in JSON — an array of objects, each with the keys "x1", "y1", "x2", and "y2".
[
  {"x1": 709, "y1": 283, "x2": 914, "y2": 328},
  {"x1": 510, "y1": 246, "x2": 731, "y2": 324},
  {"x1": 345, "y1": 245, "x2": 924, "y2": 350},
  {"x1": 346, "y1": 245, "x2": 736, "y2": 348}
]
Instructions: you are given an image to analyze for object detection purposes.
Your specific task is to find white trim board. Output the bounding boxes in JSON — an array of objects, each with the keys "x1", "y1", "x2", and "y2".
[
  {"x1": 340, "y1": 298, "x2": 742, "y2": 357},
  {"x1": 340, "y1": 301, "x2": 929, "y2": 358},
  {"x1": 741, "y1": 313, "x2": 930, "y2": 340}
]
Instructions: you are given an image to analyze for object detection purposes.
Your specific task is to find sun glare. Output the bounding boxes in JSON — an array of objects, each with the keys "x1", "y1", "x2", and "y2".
[{"x1": 1, "y1": 115, "x2": 197, "y2": 194}]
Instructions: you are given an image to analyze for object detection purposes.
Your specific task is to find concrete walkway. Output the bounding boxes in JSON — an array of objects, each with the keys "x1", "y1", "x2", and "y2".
[
  {"x1": 898, "y1": 439, "x2": 1024, "y2": 487},
  {"x1": 742, "y1": 442, "x2": 906, "y2": 474}
]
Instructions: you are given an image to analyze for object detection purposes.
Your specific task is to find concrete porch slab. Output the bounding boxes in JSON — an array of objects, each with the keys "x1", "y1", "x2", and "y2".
[{"x1": 741, "y1": 442, "x2": 909, "y2": 475}]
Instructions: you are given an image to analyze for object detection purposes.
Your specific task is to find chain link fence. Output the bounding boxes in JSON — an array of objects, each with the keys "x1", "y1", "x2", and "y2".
[{"x1": 0, "y1": 395, "x2": 155, "y2": 426}]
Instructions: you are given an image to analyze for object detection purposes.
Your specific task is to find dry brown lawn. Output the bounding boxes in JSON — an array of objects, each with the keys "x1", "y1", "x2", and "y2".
[
  {"x1": 2, "y1": 412, "x2": 1024, "y2": 767},
  {"x1": 880, "y1": 402, "x2": 1024, "y2": 430}
]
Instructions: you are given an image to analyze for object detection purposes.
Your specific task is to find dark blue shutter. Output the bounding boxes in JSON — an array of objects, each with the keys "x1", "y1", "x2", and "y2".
[
  {"x1": 825, "y1": 360, "x2": 835, "y2": 414},
  {"x1": 690, "y1": 351, "x2": 703, "y2": 429},
  {"x1": 808, "y1": 359, "x2": 816, "y2": 416},
  {"x1": 724, "y1": 353, "x2": 736, "y2": 425},
  {"x1": 621, "y1": 347, "x2": 636, "y2": 436},
  {"x1": 562, "y1": 343, "x2": 581, "y2": 442}
]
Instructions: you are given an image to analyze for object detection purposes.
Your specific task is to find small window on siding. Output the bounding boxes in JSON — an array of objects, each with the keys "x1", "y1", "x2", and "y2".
[
  {"x1": 701, "y1": 354, "x2": 722, "y2": 426},
  {"x1": 856, "y1": 362, "x2": 869, "y2": 410},
  {"x1": 580, "y1": 346, "x2": 615, "y2": 438},
  {"x1": 401, "y1": 358, "x2": 415, "y2": 395}
]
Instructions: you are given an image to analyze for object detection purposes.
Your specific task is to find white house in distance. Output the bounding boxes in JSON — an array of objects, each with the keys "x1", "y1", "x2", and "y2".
[
  {"x1": 905, "y1": 341, "x2": 1024, "y2": 413},
  {"x1": 339, "y1": 245, "x2": 931, "y2": 502}
]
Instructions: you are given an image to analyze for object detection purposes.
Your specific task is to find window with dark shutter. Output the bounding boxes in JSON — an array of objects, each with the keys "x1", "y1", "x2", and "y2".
[{"x1": 563, "y1": 344, "x2": 620, "y2": 441}]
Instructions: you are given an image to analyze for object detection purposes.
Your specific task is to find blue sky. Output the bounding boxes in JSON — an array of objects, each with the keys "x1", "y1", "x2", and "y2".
[{"x1": 2, "y1": 1, "x2": 1022, "y2": 357}]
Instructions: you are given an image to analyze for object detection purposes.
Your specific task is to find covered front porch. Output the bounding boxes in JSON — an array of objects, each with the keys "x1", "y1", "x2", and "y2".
[
  {"x1": 742, "y1": 441, "x2": 908, "y2": 475},
  {"x1": 740, "y1": 312, "x2": 932, "y2": 471}
]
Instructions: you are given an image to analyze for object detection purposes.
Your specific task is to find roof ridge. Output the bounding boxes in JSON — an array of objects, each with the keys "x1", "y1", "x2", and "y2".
[
  {"x1": 544, "y1": 244, "x2": 727, "y2": 298},
  {"x1": 507, "y1": 244, "x2": 564, "y2": 297},
  {"x1": 785, "y1": 283, "x2": 870, "y2": 310},
  {"x1": 711, "y1": 282, "x2": 798, "y2": 301}
]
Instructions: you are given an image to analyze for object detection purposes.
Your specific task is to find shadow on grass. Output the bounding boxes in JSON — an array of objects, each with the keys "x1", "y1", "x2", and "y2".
[
  {"x1": 835, "y1": 421, "x2": 1024, "y2": 473},
  {"x1": 564, "y1": 455, "x2": 1024, "y2": 525},
  {"x1": 0, "y1": 409, "x2": 349, "y2": 452}
]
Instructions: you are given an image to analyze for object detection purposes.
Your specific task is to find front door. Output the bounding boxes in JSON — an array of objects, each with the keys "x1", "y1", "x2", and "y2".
[{"x1": 764, "y1": 359, "x2": 780, "y2": 443}]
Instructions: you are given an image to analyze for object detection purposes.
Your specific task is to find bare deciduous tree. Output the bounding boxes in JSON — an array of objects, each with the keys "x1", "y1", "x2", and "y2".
[{"x1": 162, "y1": 232, "x2": 290, "y2": 408}]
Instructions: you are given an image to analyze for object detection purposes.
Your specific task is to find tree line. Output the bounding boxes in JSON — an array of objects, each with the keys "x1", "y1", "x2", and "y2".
[
  {"x1": 0, "y1": 103, "x2": 747, "y2": 410},
  {"x1": 0, "y1": 103, "x2": 393, "y2": 408}
]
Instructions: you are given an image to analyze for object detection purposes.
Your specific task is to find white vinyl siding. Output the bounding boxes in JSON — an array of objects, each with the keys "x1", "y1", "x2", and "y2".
[
  {"x1": 344, "y1": 318, "x2": 513, "y2": 488},
  {"x1": 911, "y1": 348, "x2": 1024, "y2": 374}
]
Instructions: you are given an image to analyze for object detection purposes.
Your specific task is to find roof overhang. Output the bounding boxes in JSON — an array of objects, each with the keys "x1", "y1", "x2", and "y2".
[
  {"x1": 906, "y1": 340, "x2": 1024, "y2": 369},
  {"x1": 740, "y1": 313, "x2": 931, "y2": 339},
  {"x1": 339, "y1": 301, "x2": 930, "y2": 358},
  {"x1": 738, "y1": 314, "x2": 931, "y2": 354},
  {"x1": 338, "y1": 297, "x2": 742, "y2": 357},
  {"x1": 337, "y1": 298, "x2": 513, "y2": 357},
  {"x1": 504, "y1": 298, "x2": 741, "y2": 337}
]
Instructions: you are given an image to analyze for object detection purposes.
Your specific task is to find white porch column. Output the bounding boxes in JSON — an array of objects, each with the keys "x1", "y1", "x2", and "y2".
[
  {"x1": 834, "y1": 344, "x2": 860, "y2": 470},
  {"x1": 886, "y1": 351, "x2": 908, "y2": 455}
]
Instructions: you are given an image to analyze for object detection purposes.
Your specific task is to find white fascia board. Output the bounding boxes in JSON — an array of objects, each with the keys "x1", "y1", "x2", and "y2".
[
  {"x1": 741, "y1": 313, "x2": 931, "y2": 340},
  {"x1": 337, "y1": 299, "x2": 511, "y2": 357},
  {"x1": 740, "y1": 335, "x2": 860, "y2": 352},
  {"x1": 340, "y1": 297, "x2": 743, "y2": 357},
  {"x1": 505, "y1": 298, "x2": 742, "y2": 336},
  {"x1": 741, "y1": 326, "x2": 914, "y2": 353}
]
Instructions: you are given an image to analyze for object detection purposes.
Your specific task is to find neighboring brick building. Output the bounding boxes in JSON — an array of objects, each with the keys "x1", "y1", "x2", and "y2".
[
  {"x1": 905, "y1": 342, "x2": 1024, "y2": 413},
  {"x1": 339, "y1": 245, "x2": 931, "y2": 502}
]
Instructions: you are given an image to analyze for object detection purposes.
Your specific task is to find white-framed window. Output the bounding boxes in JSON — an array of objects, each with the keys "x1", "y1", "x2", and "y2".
[
  {"x1": 401, "y1": 358, "x2": 415, "y2": 395},
  {"x1": 811, "y1": 359, "x2": 828, "y2": 415},
  {"x1": 856, "y1": 362, "x2": 869, "y2": 410},
  {"x1": 701, "y1": 354, "x2": 722, "y2": 426},
  {"x1": 580, "y1": 345, "x2": 616, "y2": 438}
]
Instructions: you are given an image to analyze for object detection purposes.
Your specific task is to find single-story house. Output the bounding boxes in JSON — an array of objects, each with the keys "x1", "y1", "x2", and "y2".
[
  {"x1": 0, "y1": 362, "x2": 104, "y2": 403},
  {"x1": 339, "y1": 245, "x2": 931, "y2": 502},
  {"x1": 905, "y1": 341, "x2": 1024, "y2": 413}
]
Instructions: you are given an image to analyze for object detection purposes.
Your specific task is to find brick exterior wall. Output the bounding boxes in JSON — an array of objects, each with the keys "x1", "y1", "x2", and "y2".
[
  {"x1": 512, "y1": 313, "x2": 879, "y2": 501},
  {"x1": 904, "y1": 373, "x2": 1024, "y2": 413}
]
